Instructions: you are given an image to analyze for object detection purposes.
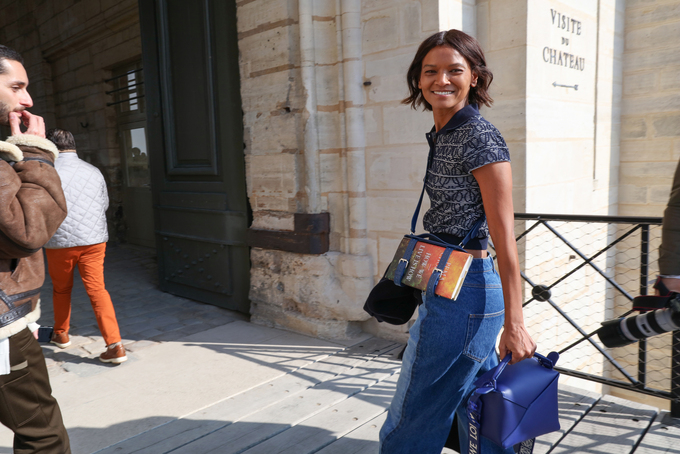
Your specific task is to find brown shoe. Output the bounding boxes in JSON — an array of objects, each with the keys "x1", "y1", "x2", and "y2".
[
  {"x1": 99, "y1": 343, "x2": 127, "y2": 364},
  {"x1": 51, "y1": 332, "x2": 71, "y2": 349}
]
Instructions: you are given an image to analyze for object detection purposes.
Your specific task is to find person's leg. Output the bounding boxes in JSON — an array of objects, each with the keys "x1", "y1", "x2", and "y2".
[
  {"x1": 77, "y1": 243, "x2": 122, "y2": 346},
  {"x1": 379, "y1": 256, "x2": 507, "y2": 454},
  {"x1": 45, "y1": 247, "x2": 78, "y2": 344},
  {"x1": 0, "y1": 329, "x2": 71, "y2": 454}
]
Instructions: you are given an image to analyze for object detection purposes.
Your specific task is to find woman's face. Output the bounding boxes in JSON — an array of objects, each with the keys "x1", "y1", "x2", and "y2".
[{"x1": 418, "y1": 46, "x2": 477, "y2": 117}]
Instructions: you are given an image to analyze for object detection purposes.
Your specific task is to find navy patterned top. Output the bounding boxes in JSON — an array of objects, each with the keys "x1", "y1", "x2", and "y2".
[{"x1": 423, "y1": 103, "x2": 510, "y2": 249}]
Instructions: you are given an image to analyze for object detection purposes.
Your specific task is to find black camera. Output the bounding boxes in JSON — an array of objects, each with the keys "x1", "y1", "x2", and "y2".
[{"x1": 597, "y1": 293, "x2": 680, "y2": 348}]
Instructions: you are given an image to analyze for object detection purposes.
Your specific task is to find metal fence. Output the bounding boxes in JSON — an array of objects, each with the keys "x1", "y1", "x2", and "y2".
[{"x1": 491, "y1": 213, "x2": 677, "y2": 414}]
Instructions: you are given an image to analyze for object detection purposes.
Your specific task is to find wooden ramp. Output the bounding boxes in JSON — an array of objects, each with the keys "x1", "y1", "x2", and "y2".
[{"x1": 97, "y1": 338, "x2": 680, "y2": 454}]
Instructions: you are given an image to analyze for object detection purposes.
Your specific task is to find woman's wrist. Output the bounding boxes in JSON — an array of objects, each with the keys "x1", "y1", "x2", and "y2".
[{"x1": 503, "y1": 308, "x2": 525, "y2": 327}]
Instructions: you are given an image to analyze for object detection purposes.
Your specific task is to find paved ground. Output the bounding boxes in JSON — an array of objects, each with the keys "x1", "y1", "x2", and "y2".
[
  {"x1": 37, "y1": 242, "x2": 248, "y2": 378},
  {"x1": 0, "y1": 243, "x2": 678, "y2": 454},
  {"x1": 0, "y1": 243, "x2": 364, "y2": 453}
]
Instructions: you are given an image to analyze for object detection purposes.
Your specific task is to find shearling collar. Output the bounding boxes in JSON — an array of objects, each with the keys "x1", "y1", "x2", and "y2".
[
  {"x1": 6, "y1": 134, "x2": 59, "y2": 161},
  {"x1": 0, "y1": 140, "x2": 22, "y2": 162}
]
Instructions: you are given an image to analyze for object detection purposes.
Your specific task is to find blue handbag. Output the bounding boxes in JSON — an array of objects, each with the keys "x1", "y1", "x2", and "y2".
[{"x1": 466, "y1": 352, "x2": 560, "y2": 454}]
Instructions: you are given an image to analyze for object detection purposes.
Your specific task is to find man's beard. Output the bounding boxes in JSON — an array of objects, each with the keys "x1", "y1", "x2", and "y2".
[
  {"x1": 0, "y1": 100, "x2": 11, "y2": 126},
  {"x1": 0, "y1": 101, "x2": 22, "y2": 127}
]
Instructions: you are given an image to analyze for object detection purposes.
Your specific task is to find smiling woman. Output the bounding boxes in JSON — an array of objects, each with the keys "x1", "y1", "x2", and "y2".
[{"x1": 378, "y1": 30, "x2": 536, "y2": 454}]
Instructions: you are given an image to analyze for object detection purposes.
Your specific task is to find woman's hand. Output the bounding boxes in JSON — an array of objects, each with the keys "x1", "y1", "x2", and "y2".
[{"x1": 499, "y1": 320, "x2": 536, "y2": 364}]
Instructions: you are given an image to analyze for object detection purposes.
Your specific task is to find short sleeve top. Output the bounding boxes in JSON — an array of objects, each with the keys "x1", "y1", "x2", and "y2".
[{"x1": 423, "y1": 103, "x2": 510, "y2": 241}]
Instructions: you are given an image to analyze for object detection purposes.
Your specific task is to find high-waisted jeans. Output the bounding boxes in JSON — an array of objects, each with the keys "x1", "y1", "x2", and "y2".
[{"x1": 379, "y1": 255, "x2": 514, "y2": 454}]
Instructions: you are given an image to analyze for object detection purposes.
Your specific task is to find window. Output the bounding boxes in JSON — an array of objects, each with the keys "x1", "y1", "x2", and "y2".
[{"x1": 107, "y1": 62, "x2": 149, "y2": 188}]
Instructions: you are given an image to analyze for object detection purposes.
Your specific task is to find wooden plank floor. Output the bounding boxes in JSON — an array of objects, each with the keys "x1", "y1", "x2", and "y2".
[{"x1": 98, "y1": 338, "x2": 680, "y2": 454}]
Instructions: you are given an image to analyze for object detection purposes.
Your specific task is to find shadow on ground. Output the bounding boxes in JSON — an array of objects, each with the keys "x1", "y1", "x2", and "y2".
[
  {"x1": 73, "y1": 415, "x2": 381, "y2": 454},
  {"x1": 37, "y1": 243, "x2": 248, "y2": 369}
]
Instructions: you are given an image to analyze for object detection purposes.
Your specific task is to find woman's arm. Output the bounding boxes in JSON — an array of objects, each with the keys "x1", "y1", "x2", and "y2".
[{"x1": 472, "y1": 161, "x2": 536, "y2": 364}]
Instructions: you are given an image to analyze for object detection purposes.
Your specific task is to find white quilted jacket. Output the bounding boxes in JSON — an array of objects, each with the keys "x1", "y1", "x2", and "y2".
[{"x1": 45, "y1": 152, "x2": 109, "y2": 249}]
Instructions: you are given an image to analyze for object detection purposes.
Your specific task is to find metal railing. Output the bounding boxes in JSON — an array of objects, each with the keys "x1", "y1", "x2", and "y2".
[{"x1": 491, "y1": 213, "x2": 677, "y2": 414}]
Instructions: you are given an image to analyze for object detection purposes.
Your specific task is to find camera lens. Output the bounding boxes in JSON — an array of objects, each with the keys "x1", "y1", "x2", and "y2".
[{"x1": 597, "y1": 307, "x2": 680, "y2": 348}]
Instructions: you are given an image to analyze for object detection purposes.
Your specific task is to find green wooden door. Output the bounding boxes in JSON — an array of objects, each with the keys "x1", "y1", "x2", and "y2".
[{"x1": 138, "y1": 0, "x2": 249, "y2": 312}]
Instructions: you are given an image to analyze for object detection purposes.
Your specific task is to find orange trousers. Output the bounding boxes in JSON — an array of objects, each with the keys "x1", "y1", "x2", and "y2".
[{"x1": 45, "y1": 243, "x2": 121, "y2": 346}]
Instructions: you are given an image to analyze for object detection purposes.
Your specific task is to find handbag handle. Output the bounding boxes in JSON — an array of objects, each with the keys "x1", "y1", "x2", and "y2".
[{"x1": 488, "y1": 352, "x2": 560, "y2": 390}]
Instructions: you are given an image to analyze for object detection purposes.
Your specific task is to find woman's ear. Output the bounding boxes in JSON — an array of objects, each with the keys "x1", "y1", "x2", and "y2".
[{"x1": 471, "y1": 72, "x2": 478, "y2": 88}]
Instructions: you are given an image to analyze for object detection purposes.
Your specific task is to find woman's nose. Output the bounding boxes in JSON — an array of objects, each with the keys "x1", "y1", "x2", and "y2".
[{"x1": 436, "y1": 71, "x2": 449, "y2": 85}]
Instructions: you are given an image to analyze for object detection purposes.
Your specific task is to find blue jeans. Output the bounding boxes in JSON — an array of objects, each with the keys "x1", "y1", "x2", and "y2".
[{"x1": 379, "y1": 256, "x2": 514, "y2": 454}]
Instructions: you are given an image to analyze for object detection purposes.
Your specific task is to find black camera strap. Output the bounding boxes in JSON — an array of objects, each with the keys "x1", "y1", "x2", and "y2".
[
  {"x1": 631, "y1": 277, "x2": 679, "y2": 312},
  {"x1": 632, "y1": 294, "x2": 678, "y2": 312}
]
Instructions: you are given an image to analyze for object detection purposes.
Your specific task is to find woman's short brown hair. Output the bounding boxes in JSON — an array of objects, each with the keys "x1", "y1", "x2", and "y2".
[{"x1": 403, "y1": 29, "x2": 493, "y2": 111}]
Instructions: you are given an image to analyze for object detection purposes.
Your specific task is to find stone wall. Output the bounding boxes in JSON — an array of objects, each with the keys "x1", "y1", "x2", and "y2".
[
  {"x1": 619, "y1": 0, "x2": 680, "y2": 217},
  {"x1": 0, "y1": 0, "x2": 142, "y2": 241},
  {"x1": 240, "y1": 0, "x2": 479, "y2": 342},
  {"x1": 239, "y1": 0, "x2": 376, "y2": 339},
  {"x1": 239, "y1": 0, "x2": 672, "y2": 347},
  {"x1": 476, "y1": 0, "x2": 625, "y2": 394},
  {"x1": 360, "y1": 0, "x2": 444, "y2": 341},
  {"x1": 476, "y1": 0, "x2": 528, "y2": 210},
  {"x1": 610, "y1": 0, "x2": 680, "y2": 410}
]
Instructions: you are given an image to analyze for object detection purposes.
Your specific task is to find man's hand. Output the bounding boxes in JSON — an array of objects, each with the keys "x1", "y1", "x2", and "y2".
[
  {"x1": 661, "y1": 277, "x2": 680, "y2": 294},
  {"x1": 9, "y1": 111, "x2": 46, "y2": 138}
]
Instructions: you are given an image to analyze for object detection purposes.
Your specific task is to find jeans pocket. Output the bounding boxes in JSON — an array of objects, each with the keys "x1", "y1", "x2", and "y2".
[{"x1": 464, "y1": 309, "x2": 505, "y2": 362}]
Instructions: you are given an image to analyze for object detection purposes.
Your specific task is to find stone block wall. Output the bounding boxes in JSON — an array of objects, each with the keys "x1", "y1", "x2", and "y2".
[
  {"x1": 476, "y1": 0, "x2": 625, "y2": 395},
  {"x1": 608, "y1": 0, "x2": 680, "y2": 410},
  {"x1": 476, "y1": 0, "x2": 528, "y2": 211},
  {"x1": 361, "y1": 0, "x2": 443, "y2": 341},
  {"x1": 525, "y1": 0, "x2": 599, "y2": 214},
  {"x1": 619, "y1": 0, "x2": 680, "y2": 216},
  {"x1": 0, "y1": 0, "x2": 142, "y2": 241},
  {"x1": 239, "y1": 0, "x2": 376, "y2": 339},
  {"x1": 240, "y1": 0, "x2": 482, "y2": 342}
]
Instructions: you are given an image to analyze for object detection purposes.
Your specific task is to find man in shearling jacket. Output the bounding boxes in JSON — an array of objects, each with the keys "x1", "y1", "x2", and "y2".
[
  {"x1": 44, "y1": 129, "x2": 127, "y2": 364},
  {"x1": 0, "y1": 45, "x2": 71, "y2": 453}
]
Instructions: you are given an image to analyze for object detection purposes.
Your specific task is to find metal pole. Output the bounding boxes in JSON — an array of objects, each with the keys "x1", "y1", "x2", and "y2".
[
  {"x1": 639, "y1": 225, "x2": 649, "y2": 386},
  {"x1": 673, "y1": 331, "x2": 680, "y2": 417}
]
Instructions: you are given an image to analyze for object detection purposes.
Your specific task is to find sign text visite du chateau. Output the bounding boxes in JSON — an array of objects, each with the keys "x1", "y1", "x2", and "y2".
[{"x1": 543, "y1": 8, "x2": 585, "y2": 71}]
